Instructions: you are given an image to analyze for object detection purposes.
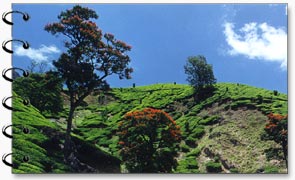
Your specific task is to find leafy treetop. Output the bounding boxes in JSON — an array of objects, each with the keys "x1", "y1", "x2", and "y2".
[
  {"x1": 184, "y1": 55, "x2": 216, "y2": 91},
  {"x1": 45, "y1": 5, "x2": 133, "y2": 107},
  {"x1": 264, "y1": 113, "x2": 288, "y2": 167},
  {"x1": 44, "y1": 5, "x2": 133, "y2": 161},
  {"x1": 118, "y1": 108, "x2": 181, "y2": 173}
]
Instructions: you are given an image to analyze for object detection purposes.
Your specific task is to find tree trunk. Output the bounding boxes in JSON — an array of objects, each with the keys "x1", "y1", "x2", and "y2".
[
  {"x1": 64, "y1": 105, "x2": 76, "y2": 162},
  {"x1": 282, "y1": 141, "x2": 288, "y2": 169}
]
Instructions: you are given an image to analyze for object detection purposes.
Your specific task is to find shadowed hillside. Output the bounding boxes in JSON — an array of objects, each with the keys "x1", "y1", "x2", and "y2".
[{"x1": 12, "y1": 92, "x2": 120, "y2": 173}]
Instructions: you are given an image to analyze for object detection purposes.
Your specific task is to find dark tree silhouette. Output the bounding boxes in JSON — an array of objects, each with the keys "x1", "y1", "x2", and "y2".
[
  {"x1": 13, "y1": 72, "x2": 63, "y2": 116},
  {"x1": 45, "y1": 5, "x2": 133, "y2": 161},
  {"x1": 184, "y1": 55, "x2": 216, "y2": 100}
]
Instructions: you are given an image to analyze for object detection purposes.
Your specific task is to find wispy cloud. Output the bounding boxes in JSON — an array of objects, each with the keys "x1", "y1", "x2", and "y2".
[
  {"x1": 220, "y1": 5, "x2": 238, "y2": 23},
  {"x1": 223, "y1": 22, "x2": 287, "y2": 70},
  {"x1": 14, "y1": 44, "x2": 61, "y2": 63}
]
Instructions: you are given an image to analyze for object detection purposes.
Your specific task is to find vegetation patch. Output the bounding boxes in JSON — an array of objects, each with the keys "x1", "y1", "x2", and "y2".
[{"x1": 205, "y1": 161, "x2": 222, "y2": 173}]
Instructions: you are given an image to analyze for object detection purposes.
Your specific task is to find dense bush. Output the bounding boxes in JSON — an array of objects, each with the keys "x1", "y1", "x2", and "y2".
[
  {"x1": 199, "y1": 115, "x2": 219, "y2": 125},
  {"x1": 205, "y1": 161, "x2": 222, "y2": 173},
  {"x1": 187, "y1": 148, "x2": 201, "y2": 157},
  {"x1": 264, "y1": 113, "x2": 288, "y2": 167},
  {"x1": 264, "y1": 165, "x2": 279, "y2": 173},
  {"x1": 185, "y1": 136, "x2": 197, "y2": 148},
  {"x1": 230, "y1": 168, "x2": 239, "y2": 173},
  {"x1": 13, "y1": 72, "x2": 63, "y2": 116},
  {"x1": 118, "y1": 108, "x2": 181, "y2": 173},
  {"x1": 191, "y1": 126, "x2": 205, "y2": 138},
  {"x1": 176, "y1": 156, "x2": 199, "y2": 173}
]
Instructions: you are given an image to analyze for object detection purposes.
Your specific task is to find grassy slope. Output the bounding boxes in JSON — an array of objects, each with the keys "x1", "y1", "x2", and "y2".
[
  {"x1": 12, "y1": 92, "x2": 69, "y2": 173},
  {"x1": 12, "y1": 83, "x2": 287, "y2": 173},
  {"x1": 73, "y1": 83, "x2": 287, "y2": 173},
  {"x1": 12, "y1": 92, "x2": 120, "y2": 173}
]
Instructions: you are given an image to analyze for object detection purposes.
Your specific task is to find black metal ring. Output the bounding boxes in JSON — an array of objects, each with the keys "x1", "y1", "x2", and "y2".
[
  {"x1": 2, "y1": 11, "x2": 30, "y2": 25},
  {"x1": 2, "y1": 153, "x2": 13, "y2": 167},
  {"x1": 2, "y1": 68, "x2": 29, "y2": 82},
  {"x1": 2, "y1": 125, "x2": 13, "y2": 139},
  {"x1": 2, "y1": 39, "x2": 29, "y2": 54},
  {"x1": 2, "y1": 125, "x2": 30, "y2": 139},
  {"x1": 2, "y1": 153, "x2": 30, "y2": 167},
  {"x1": 2, "y1": 96, "x2": 30, "y2": 111}
]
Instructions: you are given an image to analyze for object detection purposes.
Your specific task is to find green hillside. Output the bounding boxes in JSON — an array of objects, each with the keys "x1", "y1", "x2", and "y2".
[
  {"x1": 12, "y1": 83, "x2": 287, "y2": 173},
  {"x1": 12, "y1": 92, "x2": 120, "y2": 173}
]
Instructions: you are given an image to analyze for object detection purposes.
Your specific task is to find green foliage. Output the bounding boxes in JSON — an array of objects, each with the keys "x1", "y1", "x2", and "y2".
[
  {"x1": 230, "y1": 168, "x2": 239, "y2": 173},
  {"x1": 187, "y1": 148, "x2": 201, "y2": 157},
  {"x1": 175, "y1": 156, "x2": 199, "y2": 173},
  {"x1": 118, "y1": 108, "x2": 181, "y2": 173},
  {"x1": 184, "y1": 55, "x2": 216, "y2": 91},
  {"x1": 12, "y1": 92, "x2": 68, "y2": 173},
  {"x1": 191, "y1": 126, "x2": 205, "y2": 139},
  {"x1": 13, "y1": 72, "x2": 63, "y2": 116},
  {"x1": 263, "y1": 165, "x2": 279, "y2": 173},
  {"x1": 185, "y1": 136, "x2": 197, "y2": 148},
  {"x1": 205, "y1": 161, "x2": 222, "y2": 173},
  {"x1": 45, "y1": 5, "x2": 133, "y2": 159},
  {"x1": 12, "y1": 81, "x2": 288, "y2": 173},
  {"x1": 179, "y1": 142, "x2": 190, "y2": 153},
  {"x1": 199, "y1": 115, "x2": 220, "y2": 125},
  {"x1": 75, "y1": 82, "x2": 287, "y2": 173},
  {"x1": 263, "y1": 113, "x2": 288, "y2": 167},
  {"x1": 264, "y1": 148, "x2": 283, "y2": 161}
]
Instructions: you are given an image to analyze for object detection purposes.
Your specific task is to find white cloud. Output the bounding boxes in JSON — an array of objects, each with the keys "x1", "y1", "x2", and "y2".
[
  {"x1": 14, "y1": 44, "x2": 61, "y2": 63},
  {"x1": 223, "y1": 21, "x2": 287, "y2": 70}
]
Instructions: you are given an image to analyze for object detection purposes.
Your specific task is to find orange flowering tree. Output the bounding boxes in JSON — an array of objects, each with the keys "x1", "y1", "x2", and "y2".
[
  {"x1": 264, "y1": 113, "x2": 288, "y2": 167},
  {"x1": 45, "y1": 5, "x2": 133, "y2": 161},
  {"x1": 118, "y1": 108, "x2": 181, "y2": 173}
]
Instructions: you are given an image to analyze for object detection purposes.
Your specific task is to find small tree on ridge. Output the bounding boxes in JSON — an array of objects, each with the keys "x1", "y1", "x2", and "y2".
[{"x1": 184, "y1": 55, "x2": 216, "y2": 100}]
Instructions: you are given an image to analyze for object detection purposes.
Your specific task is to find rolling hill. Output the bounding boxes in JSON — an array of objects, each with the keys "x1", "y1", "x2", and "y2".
[{"x1": 12, "y1": 83, "x2": 287, "y2": 173}]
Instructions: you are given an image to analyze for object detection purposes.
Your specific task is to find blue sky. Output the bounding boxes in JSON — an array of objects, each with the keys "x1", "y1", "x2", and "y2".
[{"x1": 12, "y1": 4, "x2": 287, "y2": 93}]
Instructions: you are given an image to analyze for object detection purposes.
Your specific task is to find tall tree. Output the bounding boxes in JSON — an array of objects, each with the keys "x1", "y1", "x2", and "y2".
[
  {"x1": 45, "y1": 5, "x2": 133, "y2": 161},
  {"x1": 184, "y1": 55, "x2": 216, "y2": 100}
]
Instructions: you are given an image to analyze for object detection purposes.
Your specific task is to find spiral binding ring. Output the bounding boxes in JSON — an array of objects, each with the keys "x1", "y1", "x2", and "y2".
[
  {"x1": 2, "y1": 125, "x2": 13, "y2": 139},
  {"x1": 2, "y1": 68, "x2": 29, "y2": 82},
  {"x1": 2, "y1": 11, "x2": 30, "y2": 25},
  {"x1": 2, "y1": 153, "x2": 13, "y2": 167},
  {"x1": 1, "y1": 10, "x2": 31, "y2": 169},
  {"x1": 2, "y1": 96, "x2": 30, "y2": 111},
  {"x1": 2, "y1": 39, "x2": 29, "y2": 54},
  {"x1": 2, "y1": 153, "x2": 30, "y2": 167},
  {"x1": 2, "y1": 125, "x2": 30, "y2": 139}
]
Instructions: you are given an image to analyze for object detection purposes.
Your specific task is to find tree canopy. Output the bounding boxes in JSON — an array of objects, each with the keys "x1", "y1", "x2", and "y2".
[
  {"x1": 264, "y1": 113, "x2": 288, "y2": 167},
  {"x1": 13, "y1": 72, "x2": 63, "y2": 116},
  {"x1": 184, "y1": 55, "x2": 216, "y2": 91},
  {"x1": 45, "y1": 5, "x2": 133, "y2": 161},
  {"x1": 118, "y1": 108, "x2": 181, "y2": 173}
]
